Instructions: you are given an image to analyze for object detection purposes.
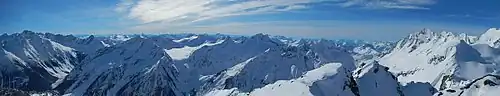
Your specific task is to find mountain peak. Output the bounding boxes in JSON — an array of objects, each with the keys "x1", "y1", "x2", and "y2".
[
  {"x1": 418, "y1": 28, "x2": 433, "y2": 34},
  {"x1": 487, "y1": 28, "x2": 500, "y2": 31},
  {"x1": 109, "y1": 34, "x2": 131, "y2": 41},
  {"x1": 21, "y1": 30, "x2": 35, "y2": 34},
  {"x1": 409, "y1": 28, "x2": 436, "y2": 39},
  {"x1": 250, "y1": 33, "x2": 271, "y2": 40},
  {"x1": 245, "y1": 33, "x2": 283, "y2": 46},
  {"x1": 87, "y1": 35, "x2": 95, "y2": 39},
  {"x1": 481, "y1": 28, "x2": 500, "y2": 37},
  {"x1": 408, "y1": 28, "x2": 460, "y2": 40},
  {"x1": 16, "y1": 30, "x2": 40, "y2": 38},
  {"x1": 476, "y1": 28, "x2": 500, "y2": 47},
  {"x1": 395, "y1": 28, "x2": 462, "y2": 50}
]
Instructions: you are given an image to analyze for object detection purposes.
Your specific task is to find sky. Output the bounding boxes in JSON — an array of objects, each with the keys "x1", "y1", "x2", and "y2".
[{"x1": 0, "y1": 0, "x2": 499, "y2": 41}]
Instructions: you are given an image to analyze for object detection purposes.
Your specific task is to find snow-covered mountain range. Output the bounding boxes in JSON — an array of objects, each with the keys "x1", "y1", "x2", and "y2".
[{"x1": 1, "y1": 28, "x2": 500, "y2": 96}]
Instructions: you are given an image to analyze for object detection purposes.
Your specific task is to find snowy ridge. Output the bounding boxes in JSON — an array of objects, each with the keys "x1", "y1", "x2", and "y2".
[
  {"x1": 437, "y1": 74, "x2": 500, "y2": 96},
  {"x1": 60, "y1": 37, "x2": 182, "y2": 96},
  {"x1": 381, "y1": 28, "x2": 500, "y2": 93},
  {"x1": 248, "y1": 63, "x2": 357, "y2": 96},
  {"x1": 381, "y1": 29, "x2": 463, "y2": 89},
  {"x1": 0, "y1": 31, "x2": 82, "y2": 91},
  {"x1": 476, "y1": 28, "x2": 500, "y2": 48},
  {"x1": 205, "y1": 62, "x2": 358, "y2": 96},
  {"x1": 197, "y1": 40, "x2": 356, "y2": 95}
]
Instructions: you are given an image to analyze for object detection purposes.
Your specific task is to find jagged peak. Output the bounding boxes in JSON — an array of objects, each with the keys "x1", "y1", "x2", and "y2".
[
  {"x1": 356, "y1": 61, "x2": 389, "y2": 74},
  {"x1": 21, "y1": 30, "x2": 36, "y2": 34},
  {"x1": 243, "y1": 33, "x2": 283, "y2": 46},
  {"x1": 407, "y1": 29, "x2": 434, "y2": 41},
  {"x1": 219, "y1": 35, "x2": 235, "y2": 43},
  {"x1": 440, "y1": 31, "x2": 455, "y2": 37},
  {"x1": 408, "y1": 29, "x2": 458, "y2": 39},
  {"x1": 75, "y1": 35, "x2": 96, "y2": 45},
  {"x1": 417, "y1": 28, "x2": 433, "y2": 35},
  {"x1": 395, "y1": 29, "x2": 463, "y2": 49},
  {"x1": 250, "y1": 33, "x2": 271, "y2": 40},
  {"x1": 7, "y1": 31, "x2": 79, "y2": 42},
  {"x1": 13, "y1": 30, "x2": 41, "y2": 38},
  {"x1": 86, "y1": 35, "x2": 95, "y2": 40}
]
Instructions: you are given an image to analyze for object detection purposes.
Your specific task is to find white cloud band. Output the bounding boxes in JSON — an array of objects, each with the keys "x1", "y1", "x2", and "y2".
[{"x1": 116, "y1": 0, "x2": 436, "y2": 24}]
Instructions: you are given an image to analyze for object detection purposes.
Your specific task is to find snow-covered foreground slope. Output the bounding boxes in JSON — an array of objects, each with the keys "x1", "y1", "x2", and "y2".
[
  {"x1": 202, "y1": 63, "x2": 357, "y2": 96},
  {"x1": 437, "y1": 74, "x2": 500, "y2": 96},
  {"x1": 353, "y1": 61, "x2": 404, "y2": 96},
  {"x1": 353, "y1": 61, "x2": 437, "y2": 96},
  {"x1": 248, "y1": 63, "x2": 357, "y2": 96}
]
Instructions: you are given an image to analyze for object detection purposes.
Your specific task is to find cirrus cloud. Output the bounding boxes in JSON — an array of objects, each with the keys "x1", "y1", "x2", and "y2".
[
  {"x1": 339, "y1": 0, "x2": 435, "y2": 10},
  {"x1": 116, "y1": 0, "x2": 437, "y2": 24}
]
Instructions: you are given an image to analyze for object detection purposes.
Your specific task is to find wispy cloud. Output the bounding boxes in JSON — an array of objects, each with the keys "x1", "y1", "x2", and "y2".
[
  {"x1": 338, "y1": 0, "x2": 435, "y2": 10},
  {"x1": 117, "y1": 0, "x2": 328, "y2": 24},
  {"x1": 116, "y1": 0, "x2": 437, "y2": 24}
]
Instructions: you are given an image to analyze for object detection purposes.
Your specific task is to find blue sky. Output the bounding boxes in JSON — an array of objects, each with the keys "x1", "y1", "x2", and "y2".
[{"x1": 1, "y1": 0, "x2": 499, "y2": 41}]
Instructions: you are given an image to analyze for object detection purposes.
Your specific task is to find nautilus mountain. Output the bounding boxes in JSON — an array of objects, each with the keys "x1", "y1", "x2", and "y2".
[{"x1": 1, "y1": 28, "x2": 500, "y2": 96}]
